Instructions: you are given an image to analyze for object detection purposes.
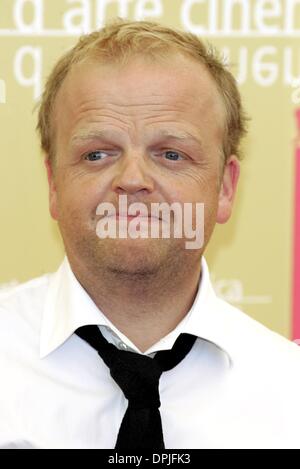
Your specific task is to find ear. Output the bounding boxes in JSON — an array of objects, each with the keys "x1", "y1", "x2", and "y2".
[
  {"x1": 44, "y1": 158, "x2": 59, "y2": 221},
  {"x1": 216, "y1": 155, "x2": 240, "y2": 224}
]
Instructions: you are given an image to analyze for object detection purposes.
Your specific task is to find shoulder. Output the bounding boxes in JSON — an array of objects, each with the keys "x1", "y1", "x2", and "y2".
[
  {"x1": 0, "y1": 273, "x2": 52, "y2": 341},
  {"x1": 214, "y1": 295, "x2": 300, "y2": 365},
  {"x1": 0, "y1": 272, "x2": 51, "y2": 310}
]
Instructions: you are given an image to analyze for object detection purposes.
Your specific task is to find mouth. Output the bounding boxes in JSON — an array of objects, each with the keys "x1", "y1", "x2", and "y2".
[{"x1": 113, "y1": 212, "x2": 162, "y2": 221}]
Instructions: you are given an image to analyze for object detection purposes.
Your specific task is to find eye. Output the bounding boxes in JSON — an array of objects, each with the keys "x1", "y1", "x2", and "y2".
[
  {"x1": 163, "y1": 150, "x2": 185, "y2": 161},
  {"x1": 84, "y1": 151, "x2": 109, "y2": 161}
]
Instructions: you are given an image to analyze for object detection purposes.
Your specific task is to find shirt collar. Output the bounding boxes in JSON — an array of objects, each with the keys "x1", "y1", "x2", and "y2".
[{"x1": 40, "y1": 256, "x2": 234, "y2": 364}]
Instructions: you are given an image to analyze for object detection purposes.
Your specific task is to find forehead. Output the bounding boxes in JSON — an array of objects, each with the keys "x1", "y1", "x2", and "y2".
[{"x1": 53, "y1": 54, "x2": 225, "y2": 144}]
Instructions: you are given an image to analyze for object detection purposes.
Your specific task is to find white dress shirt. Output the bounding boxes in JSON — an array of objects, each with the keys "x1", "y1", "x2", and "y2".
[{"x1": 1, "y1": 256, "x2": 300, "y2": 449}]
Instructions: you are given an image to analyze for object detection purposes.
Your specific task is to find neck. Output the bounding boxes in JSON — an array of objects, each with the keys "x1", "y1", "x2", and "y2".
[{"x1": 69, "y1": 255, "x2": 202, "y2": 353}]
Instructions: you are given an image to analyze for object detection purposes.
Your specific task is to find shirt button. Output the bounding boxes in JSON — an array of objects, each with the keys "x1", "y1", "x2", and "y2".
[{"x1": 119, "y1": 342, "x2": 128, "y2": 350}]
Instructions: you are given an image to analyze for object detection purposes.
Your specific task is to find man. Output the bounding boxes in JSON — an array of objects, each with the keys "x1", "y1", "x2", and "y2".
[{"x1": 1, "y1": 19, "x2": 300, "y2": 449}]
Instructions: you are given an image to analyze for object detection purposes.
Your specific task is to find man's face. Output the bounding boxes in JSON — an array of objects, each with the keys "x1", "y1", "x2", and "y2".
[{"x1": 46, "y1": 54, "x2": 239, "y2": 276}]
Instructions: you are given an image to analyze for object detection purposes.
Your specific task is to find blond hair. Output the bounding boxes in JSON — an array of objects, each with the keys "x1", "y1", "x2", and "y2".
[{"x1": 36, "y1": 18, "x2": 248, "y2": 166}]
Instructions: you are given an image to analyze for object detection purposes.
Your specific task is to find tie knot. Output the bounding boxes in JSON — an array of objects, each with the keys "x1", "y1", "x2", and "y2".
[{"x1": 107, "y1": 350, "x2": 163, "y2": 410}]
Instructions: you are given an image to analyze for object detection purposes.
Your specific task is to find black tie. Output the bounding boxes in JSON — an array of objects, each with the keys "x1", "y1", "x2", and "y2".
[{"x1": 75, "y1": 324, "x2": 197, "y2": 449}]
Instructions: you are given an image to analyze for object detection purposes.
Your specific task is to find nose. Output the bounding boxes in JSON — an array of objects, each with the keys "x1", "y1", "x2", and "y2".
[{"x1": 111, "y1": 150, "x2": 155, "y2": 196}]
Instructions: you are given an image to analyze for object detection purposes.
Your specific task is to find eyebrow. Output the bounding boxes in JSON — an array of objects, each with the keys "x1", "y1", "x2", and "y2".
[
  {"x1": 157, "y1": 130, "x2": 203, "y2": 148},
  {"x1": 70, "y1": 129, "x2": 204, "y2": 149}
]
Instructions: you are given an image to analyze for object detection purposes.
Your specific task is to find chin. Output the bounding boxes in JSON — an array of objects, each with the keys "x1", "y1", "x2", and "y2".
[
  {"x1": 108, "y1": 263, "x2": 160, "y2": 277},
  {"x1": 100, "y1": 239, "x2": 170, "y2": 275}
]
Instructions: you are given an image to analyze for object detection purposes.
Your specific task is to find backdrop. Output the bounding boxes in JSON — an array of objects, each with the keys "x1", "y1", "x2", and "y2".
[{"x1": 0, "y1": 0, "x2": 299, "y2": 341}]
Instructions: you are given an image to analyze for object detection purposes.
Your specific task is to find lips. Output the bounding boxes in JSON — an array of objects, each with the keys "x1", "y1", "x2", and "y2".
[
  {"x1": 115, "y1": 213, "x2": 161, "y2": 220},
  {"x1": 116, "y1": 214, "x2": 140, "y2": 219}
]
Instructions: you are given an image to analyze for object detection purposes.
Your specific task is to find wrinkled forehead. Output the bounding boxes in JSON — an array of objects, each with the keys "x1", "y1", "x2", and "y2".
[{"x1": 53, "y1": 53, "x2": 226, "y2": 141}]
